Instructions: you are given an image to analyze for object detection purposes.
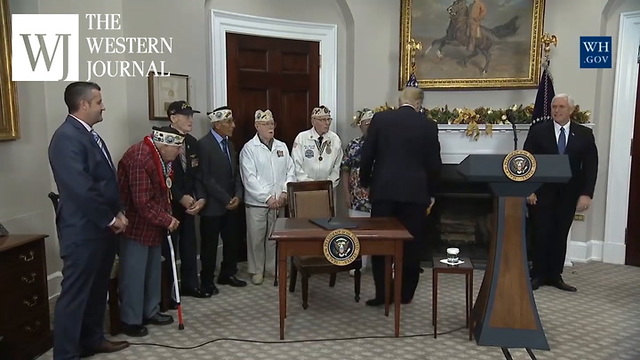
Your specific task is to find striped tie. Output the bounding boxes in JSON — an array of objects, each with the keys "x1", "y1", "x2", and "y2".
[
  {"x1": 180, "y1": 143, "x2": 187, "y2": 171},
  {"x1": 91, "y1": 130, "x2": 113, "y2": 168}
]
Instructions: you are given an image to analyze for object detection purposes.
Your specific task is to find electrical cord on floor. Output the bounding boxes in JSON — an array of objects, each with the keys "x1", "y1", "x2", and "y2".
[{"x1": 128, "y1": 326, "x2": 467, "y2": 350}]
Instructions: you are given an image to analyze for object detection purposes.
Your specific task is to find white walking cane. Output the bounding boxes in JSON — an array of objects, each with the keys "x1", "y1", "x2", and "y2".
[{"x1": 166, "y1": 232, "x2": 185, "y2": 330}]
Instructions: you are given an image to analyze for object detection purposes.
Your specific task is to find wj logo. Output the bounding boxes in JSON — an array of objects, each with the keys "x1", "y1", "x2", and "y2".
[{"x1": 12, "y1": 14, "x2": 79, "y2": 81}]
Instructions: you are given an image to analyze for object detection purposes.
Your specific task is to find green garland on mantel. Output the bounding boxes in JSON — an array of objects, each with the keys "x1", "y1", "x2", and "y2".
[
  {"x1": 374, "y1": 103, "x2": 591, "y2": 140},
  {"x1": 375, "y1": 103, "x2": 591, "y2": 125}
]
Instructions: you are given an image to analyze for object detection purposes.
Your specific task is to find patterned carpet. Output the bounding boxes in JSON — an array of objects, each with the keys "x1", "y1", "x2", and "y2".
[{"x1": 39, "y1": 262, "x2": 640, "y2": 360}]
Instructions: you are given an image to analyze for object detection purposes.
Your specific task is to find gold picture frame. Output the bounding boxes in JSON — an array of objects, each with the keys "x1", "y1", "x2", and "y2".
[
  {"x1": 400, "y1": 0, "x2": 546, "y2": 90},
  {"x1": 0, "y1": 0, "x2": 20, "y2": 140},
  {"x1": 147, "y1": 72, "x2": 190, "y2": 120}
]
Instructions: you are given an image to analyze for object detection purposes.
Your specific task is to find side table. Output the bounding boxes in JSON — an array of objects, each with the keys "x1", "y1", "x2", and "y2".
[{"x1": 432, "y1": 256, "x2": 474, "y2": 340}]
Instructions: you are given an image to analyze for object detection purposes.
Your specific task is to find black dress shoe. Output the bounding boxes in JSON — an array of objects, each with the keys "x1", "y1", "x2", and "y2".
[
  {"x1": 365, "y1": 297, "x2": 385, "y2": 306},
  {"x1": 120, "y1": 324, "x2": 148, "y2": 337},
  {"x1": 80, "y1": 340, "x2": 130, "y2": 357},
  {"x1": 217, "y1": 275, "x2": 247, "y2": 287},
  {"x1": 531, "y1": 278, "x2": 542, "y2": 290},
  {"x1": 182, "y1": 287, "x2": 212, "y2": 298},
  {"x1": 548, "y1": 278, "x2": 577, "y2": 292},
  {"x1": 144, "y1": 313, "x2": 174, "y2": 325},
  {"x1": 202, "y1": 284, "x2": 220, "y2": 295}
]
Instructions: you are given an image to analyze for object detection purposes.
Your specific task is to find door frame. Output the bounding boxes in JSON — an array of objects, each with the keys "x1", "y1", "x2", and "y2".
[
  {"x1": 604, "y1": 10, "x2": 640, "y2": 264},
  {"x1": 209, "y1": 10, "x2": 338, "y2": 133}
]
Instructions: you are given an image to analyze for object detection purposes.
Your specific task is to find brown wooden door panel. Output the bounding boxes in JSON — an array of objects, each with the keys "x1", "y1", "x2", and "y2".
[
  {"x1": 626, "y1": 63, "x2": 640, "y2": 266},
  {"x1": 226, "y1": 33, "x2": 320, "y2": 262},
  {"x1": 226, "y1": 32, "x2": 319, "y2": 152}
]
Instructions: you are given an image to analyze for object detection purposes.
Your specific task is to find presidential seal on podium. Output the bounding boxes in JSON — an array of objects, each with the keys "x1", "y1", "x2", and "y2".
[
  {"x1": 503, "y1": 150, "x2": 537, "y2": 182},
  {"x1": 323, "y1": 229, "x2": 360, "y2": 266}
]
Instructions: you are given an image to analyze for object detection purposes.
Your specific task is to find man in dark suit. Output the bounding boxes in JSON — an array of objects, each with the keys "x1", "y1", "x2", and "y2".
[
  {"x1": 163, "y1": 101, "x2": 211, "y2": 299},
  {"x1": 360, "y1": 87, "x2": 442, "y2": 305},
  {"x1": 524, "y1": 93, "x2": 598, "y2": 292},
  {"x1": 198, "y1": 106, "x2": 247, "y2": 294},
  {"x1": 48, "y1": 82, "x2": 130, "y2": 359}
]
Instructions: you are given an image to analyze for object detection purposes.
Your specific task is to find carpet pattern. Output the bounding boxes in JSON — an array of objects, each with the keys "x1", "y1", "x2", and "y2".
[{"x1": 39, "y1": 262, "x2": 640, "y2": 360}]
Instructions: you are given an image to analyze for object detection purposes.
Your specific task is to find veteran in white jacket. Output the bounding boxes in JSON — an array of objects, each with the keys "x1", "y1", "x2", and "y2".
[
  {"x1": 240, "y1": 109, "x2": 295, "y2": 285},
  {"x1": 291, "y1": 105, "x2": 343, "y2": 187}
]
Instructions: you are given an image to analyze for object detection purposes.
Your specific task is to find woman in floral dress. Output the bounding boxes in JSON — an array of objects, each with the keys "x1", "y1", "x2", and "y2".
[{"x1": 341, "y1": 108, "x2": 375, "y2": 273}]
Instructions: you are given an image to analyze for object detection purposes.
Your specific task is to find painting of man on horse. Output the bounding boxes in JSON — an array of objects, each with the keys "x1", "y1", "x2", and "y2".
[
  {"x1": 404, "y1": 0, "x2": 544, "y2": 88},
  {"x1": 423, "y1": 0, "x2": 521, "y2": 74}
]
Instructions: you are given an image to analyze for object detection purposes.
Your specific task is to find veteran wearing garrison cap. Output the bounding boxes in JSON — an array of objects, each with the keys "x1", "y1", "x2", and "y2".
[
  {"x1": 198, "y1": 106, "x2": 247, "y2": 295},
  {"x1": 291, "y1": 105, "x2": 343, "y2": 187},
  {"x1": 117, "y1": 126, "x2": 184, "y2": 336},
  {"x1": 239, "y1": 109, "x2": 295, "y2": 285}
]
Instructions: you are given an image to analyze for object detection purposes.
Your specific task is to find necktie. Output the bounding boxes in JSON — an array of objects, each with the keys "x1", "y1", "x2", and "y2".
[
  {"x1": 180, "y1": 143, "x2": 187, "y2": 171},
  {"x1": 91, "y1": 130, "x2": 113, "y2": 168},
  {"x1": 221, "y1": 138, "x2": 231, "y2": 164},
  {"x1": 558, "y1": 127, "x2": 566, "y2": 154}
]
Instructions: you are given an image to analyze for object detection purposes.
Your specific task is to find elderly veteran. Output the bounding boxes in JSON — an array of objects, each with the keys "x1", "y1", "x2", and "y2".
[
  {"x1": 163, "y1": 101, "x2": 211, "y2": 300},
  {"x1": 117, "y1": 126, "x2": 183, "y2": 337},
  {"x1": 198, "y1": 106, "x2": 247, "y2": 295},
  {"x1": 291, "y1": 105, "x2": 343, "y2": 187},
  {"x1": 239, "y1": 109, "x2": 295, "y2": 285}
]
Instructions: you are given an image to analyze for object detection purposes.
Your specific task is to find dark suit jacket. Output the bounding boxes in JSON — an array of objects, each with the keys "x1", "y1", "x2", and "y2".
[
  {"x1": 360, "y1": 106, "x2": 442, "y2": 204},
  {"x1": 48, "y1": 116, "x2": 121, "y2": 253},
  {"x1": 198, "y1": 131, "x2": 243, "y2": 217},
  {"x1": 170, "y1": 133, "x2": 205, "y2": 210},
  {"x1": 523, "y1": 120, "x2": 598, "y2": 203}
]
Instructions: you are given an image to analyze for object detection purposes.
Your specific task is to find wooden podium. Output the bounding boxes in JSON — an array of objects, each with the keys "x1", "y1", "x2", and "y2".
[{"x1": 457, "y1": 153, "x2": 571, "y2": 352}]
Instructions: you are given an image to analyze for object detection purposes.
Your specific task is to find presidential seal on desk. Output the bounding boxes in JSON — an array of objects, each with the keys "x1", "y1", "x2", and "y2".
[
  {"x1": 323, "y1": 229, "x2": 360, "y2": 266},
  {"x1": 503, "y1": 150, "x2": 537, "y2": 182}
]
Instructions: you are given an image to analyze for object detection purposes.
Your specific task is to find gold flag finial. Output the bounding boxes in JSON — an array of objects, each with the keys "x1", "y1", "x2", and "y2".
[{"x1": 541, "y1": 33, "x2": 558, "y2": 55}]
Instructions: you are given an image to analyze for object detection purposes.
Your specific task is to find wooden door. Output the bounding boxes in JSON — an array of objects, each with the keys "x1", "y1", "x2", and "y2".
[
  {"x1": 625, "y1": 63, "x2": 640, "y2": 266},
  {"x1": 225, "y1": 33, "x2": 320, "y2": 262},
  {"x1": 226, "y1": 33, "x2": 320, "y2": 152}
]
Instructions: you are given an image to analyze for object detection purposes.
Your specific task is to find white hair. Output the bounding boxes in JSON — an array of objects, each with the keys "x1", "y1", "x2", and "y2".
[{"x1": 553, "y1": 93, "x2": 575, "y2": 108}]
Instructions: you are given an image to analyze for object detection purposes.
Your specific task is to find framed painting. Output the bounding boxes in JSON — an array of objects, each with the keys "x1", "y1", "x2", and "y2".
[
  {"x1": 0, "y1": 0, "x2": 20, "y2": 140},
  {"x1": 399, "y1": 0, "x2": 546, "y2": 90},
  {"x1": 147, "y1": 72, "x2": 190, "y2": 120}
]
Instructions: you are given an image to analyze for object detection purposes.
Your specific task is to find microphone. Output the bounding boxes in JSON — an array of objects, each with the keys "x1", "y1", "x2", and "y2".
[{"x1": 505, "y1": 109, "x2": 518, "y2": 151}]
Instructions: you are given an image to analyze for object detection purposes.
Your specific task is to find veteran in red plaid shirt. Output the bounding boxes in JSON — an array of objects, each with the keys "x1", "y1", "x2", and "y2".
[{"x1": 116, "y1": 126, "x2": 183, "y2": 337}]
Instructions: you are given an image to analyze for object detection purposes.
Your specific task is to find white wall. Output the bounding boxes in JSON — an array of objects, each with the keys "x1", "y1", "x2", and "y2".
[{"x1": 2, "y1": 0, "x2": 639, "y2": 295}]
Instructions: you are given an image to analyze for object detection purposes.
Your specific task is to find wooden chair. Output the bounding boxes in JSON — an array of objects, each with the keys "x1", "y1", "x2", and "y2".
[
  {"x1": 47, "y1": 192, "x2": 121, "y2": 335},
  {"x1": 286, "y1": 181, "x2": 361, "y2": 309}
]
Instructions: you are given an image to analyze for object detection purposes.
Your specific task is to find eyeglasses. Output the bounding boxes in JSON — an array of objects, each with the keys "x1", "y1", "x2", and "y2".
[
  {"x1": 314, "y1": 118, "x2": 332, "y2": 123},
  {"x1": 258, "y1": 121, "x2": 276, "y2": 128}
]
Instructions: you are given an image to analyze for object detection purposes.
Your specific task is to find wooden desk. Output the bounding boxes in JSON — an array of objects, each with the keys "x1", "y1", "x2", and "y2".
[
  {"x1": 0, "y1": 234, "x2": 52, "y2": 360},
  {"x1": 270, "y1": 217, "x2": 412, "y2": 340}
]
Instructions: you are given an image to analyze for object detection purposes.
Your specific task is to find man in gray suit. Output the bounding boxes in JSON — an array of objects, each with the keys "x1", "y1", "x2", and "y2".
[
  {"x1": 198, "y1": 106, "x2": 247, "y2": 294},
  {"x1": 49, "y1": 82, "x2": 130, "y2": 359}
]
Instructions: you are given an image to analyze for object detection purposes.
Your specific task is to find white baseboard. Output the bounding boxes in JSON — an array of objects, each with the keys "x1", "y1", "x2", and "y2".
[
  {"x1": 602, "y1": 241, "x2": 627, "y2": 264},
  {"x1": 568, "y1": 240, "x2": 604, "y2": 264},
  {"x1": 47, "y1": 271, "x2": 62, "y2": 300}
]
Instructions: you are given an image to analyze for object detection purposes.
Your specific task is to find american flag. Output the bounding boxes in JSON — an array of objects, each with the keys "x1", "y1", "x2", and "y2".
[
  {"x1": 531, "y1": 58, "x2": 555, "y2": 126},
  {"x1": 406, "y1": 72, "x2": 419, "y2": 88}
]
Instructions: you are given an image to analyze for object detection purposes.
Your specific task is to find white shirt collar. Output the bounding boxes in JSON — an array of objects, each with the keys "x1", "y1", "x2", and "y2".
[
  {"x1": 69, "y1": 114, "x2": 92, "y2": 132},
  {"x1": 553, "y1": 121, "x2": 570, "y2": 143},
  {"x1": 310, "y1": 127, "x2": 328, "y2": 139}
]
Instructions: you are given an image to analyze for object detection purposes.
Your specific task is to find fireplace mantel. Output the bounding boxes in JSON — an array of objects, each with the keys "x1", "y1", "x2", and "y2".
[
  {"x1": 438, "y1": 124, "x2": 530, "y2": 164},
  {"x1": 438, "y1": 123, "x2": 595, "y2": 164}
]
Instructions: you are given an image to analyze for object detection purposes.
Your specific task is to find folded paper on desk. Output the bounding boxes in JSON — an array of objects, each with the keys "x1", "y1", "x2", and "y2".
[{"x1": 309, "y1": 218, "x2": 358, "y2": 230}]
